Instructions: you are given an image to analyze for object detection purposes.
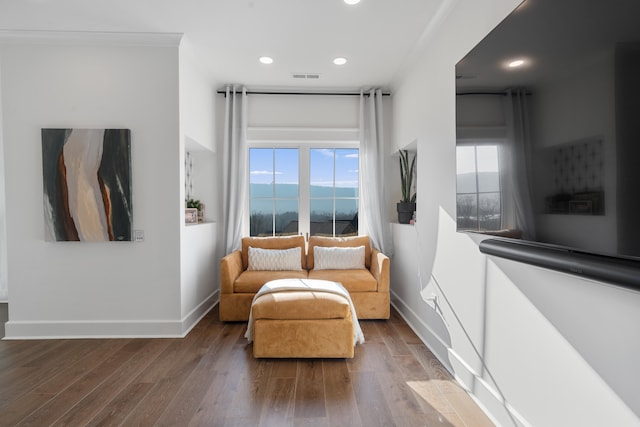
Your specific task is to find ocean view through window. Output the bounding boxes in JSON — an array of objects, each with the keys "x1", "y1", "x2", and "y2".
[
  {"x1": 310, "y1": 148, "x2": 359, "y2": 236},
  {"x1": 249, "y1": 147, "x2": 359, "y2": 237},
  {"x1": 249, "y1": 148, "x2": 299, "y2": 236}
]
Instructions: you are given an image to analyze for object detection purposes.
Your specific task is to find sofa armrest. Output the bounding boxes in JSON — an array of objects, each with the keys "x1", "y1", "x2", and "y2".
[
  {"x1": 370, "y1": 249, "x2": 390, "y2": 293},
  {"x1": 220, "y1": 250, "x2": 243, "y2": 294}
]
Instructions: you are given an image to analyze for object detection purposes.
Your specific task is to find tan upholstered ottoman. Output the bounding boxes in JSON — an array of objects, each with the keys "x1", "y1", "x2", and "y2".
[{"x1": 251, "y1": 288, "x2": 355, "y2": 358}]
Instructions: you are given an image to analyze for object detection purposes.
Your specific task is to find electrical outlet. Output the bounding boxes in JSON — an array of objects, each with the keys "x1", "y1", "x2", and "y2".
[{"x1": 134, "y1": 229, "x2": 144, "y2": 242}]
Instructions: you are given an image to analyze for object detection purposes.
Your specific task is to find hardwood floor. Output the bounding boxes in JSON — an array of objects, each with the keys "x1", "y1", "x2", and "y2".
[{"x1": 0, "y1": 306, "x2": 494, "y2": 426}]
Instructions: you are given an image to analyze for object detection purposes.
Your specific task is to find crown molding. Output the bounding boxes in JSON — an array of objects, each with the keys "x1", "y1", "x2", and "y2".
[{"x1": 0, "y1": 30, "x2": 183, "y2": 47}]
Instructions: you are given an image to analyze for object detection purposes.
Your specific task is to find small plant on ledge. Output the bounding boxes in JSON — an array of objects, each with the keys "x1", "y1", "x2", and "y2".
[
  {"x1": 397, "y1": 149, "x2": 416, "y2": 224},
  {"x1": 186, "y1": 198, "x2": 205, "y2": 222},
  {"x1": 186, "y1": 198, "x2": 201, "y2": 210}
]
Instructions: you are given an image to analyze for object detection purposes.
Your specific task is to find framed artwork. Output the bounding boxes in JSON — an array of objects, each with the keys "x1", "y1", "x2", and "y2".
[
  {"x1": 42, "y1": 128, "x2": 132, "y2": 241},
  {"x1": 185, "y1": 208, "x2": 198, "y2": 224}
]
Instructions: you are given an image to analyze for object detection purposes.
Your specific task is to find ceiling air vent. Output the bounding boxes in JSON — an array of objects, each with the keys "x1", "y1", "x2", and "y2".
[{"x1": 292, "y1": 73, "x2": 320, "y2": 79}]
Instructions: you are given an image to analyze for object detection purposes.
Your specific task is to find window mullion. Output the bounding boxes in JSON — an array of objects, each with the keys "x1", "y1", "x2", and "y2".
[
  {"x1": 332, "y1": 148, "x2": 337, "y2": 236},
  {"x1": 474, "y1": 146, "x2": 481, "y2": 230},
  {"x1": 299, "y1": 146, "x2": 310, "y2": 239},
  {"x1": 271, "y1": 149, "x2": 277, "y2": 236},
  {"x1": 249, "y1": 144, "x2": 358, "y2": 238}
]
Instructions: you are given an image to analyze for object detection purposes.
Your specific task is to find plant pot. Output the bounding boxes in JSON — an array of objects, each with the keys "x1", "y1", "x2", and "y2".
[{"x1": 396, "y1": 202, "x2": 416, "y2": 224}]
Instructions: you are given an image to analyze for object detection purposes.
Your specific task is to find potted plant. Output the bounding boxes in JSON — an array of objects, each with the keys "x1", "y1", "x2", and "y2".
[
  {"x1": 186, "y1": 198, "x2": 205, "y2": 222},
  {"x1": 397, "y1": 149, "x2": 416, "y2": 224}
]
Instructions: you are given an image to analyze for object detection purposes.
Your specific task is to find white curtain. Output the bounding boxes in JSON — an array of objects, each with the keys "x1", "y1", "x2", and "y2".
[
  {"x1": 360, "y1": 89, "x2": 393, "y2": 255},
  {"x1": 222, "y1": 86, "x2": 248, "y2": 254},
  {"x1": 501, "y1": 88, "x2": 536, "y2": 240}
]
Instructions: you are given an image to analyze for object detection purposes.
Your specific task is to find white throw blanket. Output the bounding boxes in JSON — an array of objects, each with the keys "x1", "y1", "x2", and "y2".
[{"x1": 245, "y1": 278, "x2": 365, "y2": 346}]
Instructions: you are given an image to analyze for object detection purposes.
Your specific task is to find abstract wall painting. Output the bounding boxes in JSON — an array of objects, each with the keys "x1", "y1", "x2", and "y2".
[{"x1": 42, "y1": 128, "x2": 132, "y2": 242}]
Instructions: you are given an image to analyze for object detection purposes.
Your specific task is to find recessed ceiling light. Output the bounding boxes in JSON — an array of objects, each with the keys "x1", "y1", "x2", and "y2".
[
  {"x1": 333, "y1": 57, "x2": 347, "y2": 65},
  {"x1": 259, "y1": 56, "x2": 273, "y2": 64},
  {"x1": 344, "y1": 0, "x2": 360, "y2": 4},
  {"x1": 508, "y1": 59, "x2": 525, "y2": 68}
]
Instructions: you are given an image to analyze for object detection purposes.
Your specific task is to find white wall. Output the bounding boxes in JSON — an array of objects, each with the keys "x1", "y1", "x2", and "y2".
[
  {"x1": 0, "y1": 60, "x2": 7, "y2": 302},
  {"x1": 178, "y1": 41, "x2": 219, "y2": 326},
  {"x1": 181, "y1": 221, "x2": 217, "y2": 328},
  {"x1": 389, "y1": 0, "x2": 640, "y2": 426},
  {"x1": 248, "y1": 93, "x2": 359, "y2": 128},
  {"x1": 0, "y1": 34, "x2": 190, "y2": 337},
  {"x1": 179, "y1": 41, "x2": 216, "y2": 153}
]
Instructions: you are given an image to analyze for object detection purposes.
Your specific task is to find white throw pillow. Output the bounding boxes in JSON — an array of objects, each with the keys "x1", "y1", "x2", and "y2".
[
  {"x1": 247, "y1": 246, "x2": 302, "y2": 271},
  {"x1": 314, "y1": 245, "x2": 366, "y2": 270}
]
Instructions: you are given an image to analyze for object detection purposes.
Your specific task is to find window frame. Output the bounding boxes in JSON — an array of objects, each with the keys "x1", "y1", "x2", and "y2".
[
  {"x1": 309, "y1": 147, "x2": 360, "y2": 237},
  {"x1": 456, "y1": 140, "x2": 503, "y2": 231},
  {"x1": 246, "y1": 139, "x2": 360, "y2": 238},
  {"x1": 248, "y1": 147, "x2": 300, "y2": 236}
]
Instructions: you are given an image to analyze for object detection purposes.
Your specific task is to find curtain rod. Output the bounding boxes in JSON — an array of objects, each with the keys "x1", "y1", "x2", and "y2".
[
  {"x1": 456, "y1": 91, "x2": 532, "y2": 96},
  {"x1": 216, "y1": 90, "x2": 391, "y2": 97},
  {"x1": 456, "y1": 91, "x2": 507, "y2": 96}
]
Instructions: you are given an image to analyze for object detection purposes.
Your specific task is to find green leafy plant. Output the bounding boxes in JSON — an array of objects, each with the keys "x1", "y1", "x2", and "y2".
[
  {"x1": 399, "y1": 149, "x2": 416, "y2": 203},
  {"x1": 186, "y1": 198, "x2": 201, "y2": 210}
]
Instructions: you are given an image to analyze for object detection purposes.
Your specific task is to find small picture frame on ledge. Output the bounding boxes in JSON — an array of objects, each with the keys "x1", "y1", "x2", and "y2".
[{"x1": 185, "y1": 208, "x2": 198, "y2": 224}]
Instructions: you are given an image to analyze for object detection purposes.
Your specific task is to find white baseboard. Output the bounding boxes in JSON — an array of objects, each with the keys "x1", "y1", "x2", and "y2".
[
  {"x1": 391, "y1": 290, "x2": 530, "y2": 427},
  {"x1": 181, "y1": 290, "x2": 219, "y2": 336},
  {"x1": 3, "y1": 291, "x2": 219, "y2": 340}
]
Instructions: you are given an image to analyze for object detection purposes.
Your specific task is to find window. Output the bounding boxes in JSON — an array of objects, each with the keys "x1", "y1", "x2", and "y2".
[
  {"x1": 456, "y1": 144, "x2": 501, "y2": 231},
  {"x1": 248, "y1": 146, "x2": 359, "y2": 237},
  {"x1": 249, "y1": 148, "x2": 299, "y2": 236},
  {"x1": 310, "y1": 148, "x2": 359, "y2": 237}
]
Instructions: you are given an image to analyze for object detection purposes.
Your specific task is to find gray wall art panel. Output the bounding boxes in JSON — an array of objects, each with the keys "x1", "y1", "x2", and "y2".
[{"x1": 42, "y1": 128, "x2": 132, "y2": 242}]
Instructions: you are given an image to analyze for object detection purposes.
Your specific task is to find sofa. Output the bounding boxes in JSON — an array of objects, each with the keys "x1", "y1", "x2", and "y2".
[{"x1": 219, "y1": 235, "x2": 390, "y2": 321}]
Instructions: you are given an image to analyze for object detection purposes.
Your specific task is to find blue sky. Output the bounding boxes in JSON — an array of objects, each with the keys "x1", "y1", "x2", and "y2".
[{"x1": 250, "y1": 148, "x2": 359, "y2": 188}]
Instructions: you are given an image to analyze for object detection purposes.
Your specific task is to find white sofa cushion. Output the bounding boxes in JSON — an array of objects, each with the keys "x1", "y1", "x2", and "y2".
[
  {"x1": 314, "y1": 245, "x2": 366, "y2": 270},
  {"x1": 247, "y1": 246, "x2": 303, "y2": 271}
]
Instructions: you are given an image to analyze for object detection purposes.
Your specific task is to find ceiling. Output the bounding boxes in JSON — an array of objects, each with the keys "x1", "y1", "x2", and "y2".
[{"x1": 0, "y1": 0, "x2": 448, "y2": 90}]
